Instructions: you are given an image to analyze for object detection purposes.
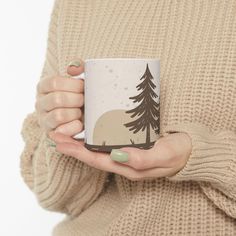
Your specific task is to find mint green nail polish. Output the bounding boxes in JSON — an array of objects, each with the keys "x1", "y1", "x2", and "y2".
[
  {"x1": 110, "y1": 149, "x2": 129, "y2": 162},
  {"x1": 68, "y1": 60, "x2": 81, "y2": 67},
  {"x1": 46, "y1": 138, "x2": 56, "y2": 147},
  {"x1": 48, "y1": 144, "x2": 56, "y2": 147}
]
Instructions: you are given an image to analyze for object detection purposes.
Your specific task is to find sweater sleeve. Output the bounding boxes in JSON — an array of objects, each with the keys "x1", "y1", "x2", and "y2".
[
  {"x1": 162, "y1": 122, "x2": 236, "y2": 219},
  {"x1": 19, "y1": 0, "x2": 109, "y2": 217}
]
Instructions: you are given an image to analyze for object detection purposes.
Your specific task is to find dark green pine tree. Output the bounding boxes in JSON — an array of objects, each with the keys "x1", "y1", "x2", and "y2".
[{"x1": 124, "y1": 63, "x2": 159, "y2": 145}]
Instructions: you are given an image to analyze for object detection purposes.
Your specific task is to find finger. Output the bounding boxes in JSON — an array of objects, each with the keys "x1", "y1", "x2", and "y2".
[
  {"x1": 48, "y1": 130, "x2": 84, "y2": 145},
  {"x1": 36, "y1": 91, "x2": 84, "y2": 112},
  {"x1": 38, "y1": 76, "x2": 84, "y2": 94},
  {"x1": 111, "y1": 139, "x2": 172, "y2": 170},
  {"x1": 54, "y1": 120, "x2": 83, "y2": 136},
  {"x1": 67, "y1": 59, "x2": 85, "y2": 76},
  {"x1": 42, "y1": 108, "x2": 82, "y2": 130},
  {"x1": 81, "y1": 107, "x2": 84, "y2": 123},
  {"x1": 55, "y1": 142, "x2": 148, "y2": 175},
  {"x1": 56, "y1": 142, "x2": 173, "y2": 181},
  {"x1": 56, "y1": 142, "x2": 115, "y2": 171}
]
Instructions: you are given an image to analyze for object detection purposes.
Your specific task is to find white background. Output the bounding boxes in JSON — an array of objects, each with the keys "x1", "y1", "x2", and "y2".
[{"x1": 0, "y1": 1, "x2": 64, "y2": 235}]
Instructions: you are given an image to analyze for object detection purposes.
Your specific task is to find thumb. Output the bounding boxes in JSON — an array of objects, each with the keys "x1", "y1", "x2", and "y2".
[
  {"x1": 110, "y1": 139, "x2": 164, "y2": 167},
  {"x1": 67, "y1": 59, "x2": 84, "y2": 77},
  {"x1": 110, "y1": 145, "x2": 161, "y2": 169}
]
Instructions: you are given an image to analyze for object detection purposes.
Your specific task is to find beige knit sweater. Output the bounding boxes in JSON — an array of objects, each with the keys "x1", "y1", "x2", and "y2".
[{"x1": 20, "y1": 0, "x2": 236, "y2": 235}]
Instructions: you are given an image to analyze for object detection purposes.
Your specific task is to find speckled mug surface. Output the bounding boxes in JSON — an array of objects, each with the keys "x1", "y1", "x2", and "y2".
[{"x1": 74, "y1": 58, "x2": 160, "y2": 153}]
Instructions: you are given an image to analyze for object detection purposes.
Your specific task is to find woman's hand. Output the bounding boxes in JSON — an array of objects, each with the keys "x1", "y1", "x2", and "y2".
[
  {"x1": 48, "y1": 131, "x2": 192, "y2": 181},
  {"x1": 35, "y1": 59, "x2": 85, "y2": 136}
]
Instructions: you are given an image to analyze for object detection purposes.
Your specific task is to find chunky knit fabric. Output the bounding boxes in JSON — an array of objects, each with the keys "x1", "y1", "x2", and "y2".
[{"x1": 20, "y1": 0, "x2": 236, "y2": 235}]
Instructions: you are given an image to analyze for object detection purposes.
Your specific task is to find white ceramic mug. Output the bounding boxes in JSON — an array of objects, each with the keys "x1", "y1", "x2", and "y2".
[{"x1": 73, "y1": 58, "x2": 160, "y2": 153}]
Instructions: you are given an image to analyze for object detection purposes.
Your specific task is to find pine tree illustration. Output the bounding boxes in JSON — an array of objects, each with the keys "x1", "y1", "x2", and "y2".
[{"x1": 124, "y1": 63, "x2": 159, "y2": 145}]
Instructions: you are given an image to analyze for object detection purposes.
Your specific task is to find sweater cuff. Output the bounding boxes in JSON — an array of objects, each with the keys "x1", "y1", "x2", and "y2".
[
  {"x1": 20, "y1": 112, "x2": 44, "y2": 190},
  {"x1": 162, "y1": 123, "x2": 236, "y2": 186}
]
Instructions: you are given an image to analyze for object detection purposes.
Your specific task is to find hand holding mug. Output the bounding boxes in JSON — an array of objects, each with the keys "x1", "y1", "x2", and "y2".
[
  {"x1": 48, "y1": 130, "x2": 192, "y2": 181},
  {"x1": 35, "y1": 59, "x2": 85, "y2": 136}
]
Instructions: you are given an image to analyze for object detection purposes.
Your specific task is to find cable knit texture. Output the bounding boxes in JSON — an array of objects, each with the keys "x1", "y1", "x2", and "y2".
[{"x1": 20, "y1": 0, "x2": 236, "y2": 235}]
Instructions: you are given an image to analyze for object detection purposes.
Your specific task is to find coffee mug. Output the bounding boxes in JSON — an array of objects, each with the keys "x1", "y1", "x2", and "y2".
[{"x1": 72, "y1": 58, "x2": 160, "y2": 153}]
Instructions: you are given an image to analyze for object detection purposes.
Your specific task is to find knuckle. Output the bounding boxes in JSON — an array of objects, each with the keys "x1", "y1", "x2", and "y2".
[
  {"x1": 63, "y1": 110, "x2": 71, "y2": 121},
  {"x1": 52, "y1": 92, "x2": 62, "y2": 107},
  {"x1": 59, "y1": 92, "x2": 67, "y2": 105},
  {"x1": 52, "y1": 109, "x2": 64, "y2": 125},
  {"x1": 50, "y1": 77, "x2": 58, "y2": 91},
  {"x1": 132, "y1": 154, "x2": 144, "y2": 170}
]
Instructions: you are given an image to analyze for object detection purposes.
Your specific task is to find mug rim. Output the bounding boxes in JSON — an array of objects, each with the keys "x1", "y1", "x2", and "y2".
[{"x1": 84, "y1": 57, "x2": 160, "y2": 62}]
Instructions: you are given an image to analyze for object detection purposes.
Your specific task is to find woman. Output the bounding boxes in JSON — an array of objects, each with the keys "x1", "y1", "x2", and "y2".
[{"x1": 20, "y1": 0, "x2": 236, "y2": 235}]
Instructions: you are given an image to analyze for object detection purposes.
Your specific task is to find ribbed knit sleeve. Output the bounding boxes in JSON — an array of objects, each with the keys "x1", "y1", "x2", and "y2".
[
  {"x1": 20, "y1": 0, "x2": 109, "y2": 217},
  {"x1": 163, "y1": 123, "x2": 236, "y2": 219}
]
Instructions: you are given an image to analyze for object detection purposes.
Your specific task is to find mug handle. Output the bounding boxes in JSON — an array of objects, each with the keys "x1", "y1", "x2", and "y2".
[{"x1": 71, "y1": 73, "x2": 85, "y2": 140}]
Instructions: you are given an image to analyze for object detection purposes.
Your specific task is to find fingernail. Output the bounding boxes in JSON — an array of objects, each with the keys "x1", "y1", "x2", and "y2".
[
  {"x1": 46, "y1": 137, "x2": 56, "y2": 146},
  {"x1": 48, "y1": 144, "x2": 56, "y2": 147},
  {"x1": 68, "y1": 60, "x2": 81, "y2": 67},
  {"x1": 110, "y1": 149, "x2": 129, "y2": 162}
]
